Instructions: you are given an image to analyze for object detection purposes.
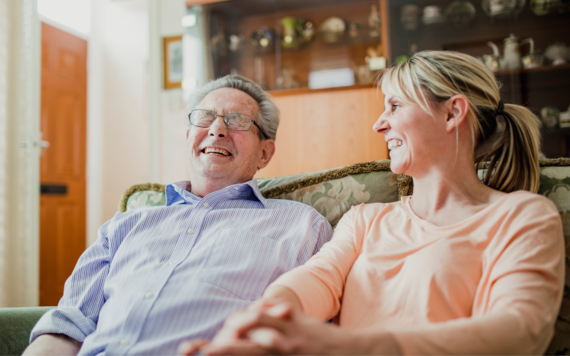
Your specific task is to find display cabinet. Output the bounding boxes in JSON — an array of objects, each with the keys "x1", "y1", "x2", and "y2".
[
  {"x1": 187, "y1": 0, "x2": 389, "y2": 91},
  {"x1": 183, "y1": 0, "x2": 570, "y2": 178},
  {"x1": 184, "y1": 0, "x2": 391, "y2": 178},
  {"x1": 386, "y1": 0, "x2": 570, "y2": 158}
]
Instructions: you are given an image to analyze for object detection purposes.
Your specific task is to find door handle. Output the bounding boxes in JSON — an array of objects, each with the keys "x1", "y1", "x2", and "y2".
[{"x1": 20, "y1": 133, "x2": 50, "y2": 154}]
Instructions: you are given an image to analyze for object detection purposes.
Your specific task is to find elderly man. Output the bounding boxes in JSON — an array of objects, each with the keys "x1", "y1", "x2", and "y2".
[{"x1": 24, "y1": 75, "x2": 332, "y2": 355}]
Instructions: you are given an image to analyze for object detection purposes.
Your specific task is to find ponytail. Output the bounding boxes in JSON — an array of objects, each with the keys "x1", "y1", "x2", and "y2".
[{"x1": 475, "y1": 104, "x2": 541, "y2": 193}]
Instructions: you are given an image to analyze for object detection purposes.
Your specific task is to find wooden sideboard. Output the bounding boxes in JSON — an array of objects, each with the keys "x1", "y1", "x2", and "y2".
[{"x1": 256, "y1": 84, "x2": 388, "y2": 178}]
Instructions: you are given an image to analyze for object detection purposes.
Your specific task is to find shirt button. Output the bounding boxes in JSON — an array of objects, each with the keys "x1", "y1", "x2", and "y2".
[
  {"x1": 120, "y1": 339, "x2": 129, "y2": 346},
  {"x1": 203, "y1": 202, "x2": 210, "y2": 208},
  {"x1": 187, "y1": 228, "x2": 194, "y2": 234},
  {"x1": 145, "y1": 292, "x2": 153, "y2": 299},
  {"x1": 169, "y1": 262, "x2": 175, "y2": 266}
]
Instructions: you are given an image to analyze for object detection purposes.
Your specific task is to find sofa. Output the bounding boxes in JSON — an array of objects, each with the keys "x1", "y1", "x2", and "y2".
[{"x1": 2, "y1": 158, "x2": 570, "y2": 355}]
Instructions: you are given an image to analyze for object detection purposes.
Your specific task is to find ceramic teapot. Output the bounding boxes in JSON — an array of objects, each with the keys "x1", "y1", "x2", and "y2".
[
  {"x1": 484, "y1": 41, "x2": 501, "y2": 71},
  {"x1": 487, "y1": 34, "x2": 522, "y2": 70},
  {"x1": 521, "y1": 38, "x2": 544, "y2": 68},
  {"x1": 503, "y1": 33, "x2": 522, "y2": 69}
]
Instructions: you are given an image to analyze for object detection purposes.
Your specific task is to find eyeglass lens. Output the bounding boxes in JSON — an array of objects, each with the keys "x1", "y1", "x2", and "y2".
[{"x1": 190, "y1": 110, "x2": 252, "y2": 131}]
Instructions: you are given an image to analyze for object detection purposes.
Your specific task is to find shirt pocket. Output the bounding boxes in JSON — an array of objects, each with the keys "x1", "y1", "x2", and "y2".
[{"x1": 199, "y1": 230, "x2": 279, "y2": 301}]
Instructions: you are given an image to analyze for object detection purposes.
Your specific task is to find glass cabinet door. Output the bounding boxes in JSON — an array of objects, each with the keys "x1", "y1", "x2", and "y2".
[
  {"x1": 186, "y1": 0, "x2": 386, "y2": 92},
  {"x1": 386, "y1": 0, "x2": 570, "y2": 157}
]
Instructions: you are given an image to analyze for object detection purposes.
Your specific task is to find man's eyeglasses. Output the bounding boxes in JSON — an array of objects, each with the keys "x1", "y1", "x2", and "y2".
[{"x1": 188, "y1": 109, "x2": 269, "y2": 140}]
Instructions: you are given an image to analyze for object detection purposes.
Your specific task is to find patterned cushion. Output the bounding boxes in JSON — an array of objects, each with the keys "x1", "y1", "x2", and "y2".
[
  {"x1": 120, "y1": 161, "x2": 403, "y2": 227},
  {"x1": 537, "y1": 161, "x2": 570, "y2": 355},
  {"x1": 119, "y1": 158, "x2": 570, "y2": 354},
  {"x1": 258, "y1": 161, "x2": 401, "y2": 228}
]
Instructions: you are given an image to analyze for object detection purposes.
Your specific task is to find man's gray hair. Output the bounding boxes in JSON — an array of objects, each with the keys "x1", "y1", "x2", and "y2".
[{"x1": 187, "y1": 75, "x2": 280, "y2": 141}]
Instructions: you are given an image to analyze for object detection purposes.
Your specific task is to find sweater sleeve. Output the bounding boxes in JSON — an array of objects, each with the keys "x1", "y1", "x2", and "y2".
[
  {"x1": 270, "y1": 206, "x2": 364, "y2": 321},
  {"x1": 391, "y1": 197, "x2": 565, "y2": 355}
]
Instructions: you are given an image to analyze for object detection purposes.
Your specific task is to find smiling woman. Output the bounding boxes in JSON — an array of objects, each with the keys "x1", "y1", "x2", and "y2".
[{"x1": 184, "y1": 51, "x2": 565, "y2": 356}]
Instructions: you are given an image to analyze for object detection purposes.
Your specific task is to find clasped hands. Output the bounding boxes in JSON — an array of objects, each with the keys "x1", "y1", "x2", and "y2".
[{"x1": 178, "y1": 300, "x2": 358, "y2": 355}]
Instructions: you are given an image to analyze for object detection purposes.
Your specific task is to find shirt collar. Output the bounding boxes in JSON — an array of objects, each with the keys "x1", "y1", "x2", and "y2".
[{"x1": 165, "y1": 180, "x2": 267, "y2": 207}]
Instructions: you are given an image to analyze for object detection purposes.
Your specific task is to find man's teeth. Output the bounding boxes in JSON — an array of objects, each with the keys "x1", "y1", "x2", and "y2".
[
  {"x1": 204, "y1": 147, "x2": 230, "y2": 156},
  {"x1": 388, "y1": 140, "x2": 403, "y2": 150}
]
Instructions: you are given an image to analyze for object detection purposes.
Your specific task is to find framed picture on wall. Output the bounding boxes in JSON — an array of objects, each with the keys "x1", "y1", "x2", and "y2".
[{"x1": 163, "y1": 35, "x2": 183, "y2": 89}]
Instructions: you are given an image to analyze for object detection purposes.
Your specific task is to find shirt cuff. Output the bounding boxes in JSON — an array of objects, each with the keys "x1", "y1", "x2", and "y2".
[{"x1": 30, "y1": 307, "x2": 97, "y2": 344}]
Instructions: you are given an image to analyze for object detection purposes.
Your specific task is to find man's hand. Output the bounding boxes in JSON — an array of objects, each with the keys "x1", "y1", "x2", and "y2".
[
  {"x1": 23, "y1": 334, "x2": 82, "y2": 356},
  {"x1": 204, "y1": 304, "x2": 347, "y2": 355},
  {"x1": 178, "y1": 300, "x2": 283, "y2": 356},
  {"x1": 185, "y1": 303, "x2": 402, "y2": 355}
]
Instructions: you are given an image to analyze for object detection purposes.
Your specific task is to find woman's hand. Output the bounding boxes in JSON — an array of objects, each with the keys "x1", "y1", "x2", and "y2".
[
  {"x1": 178, "y1": 299, "x2": 284, "y2": 356},
  {"x1": 178, "y1": 286, "x2": 302, "y2": 355},
  {"x1": 205, "y1": 303, "x2": 398, "y2": 355},
  {"x1": 180, "y1": 302, "x2": 402, "y2": 355}
]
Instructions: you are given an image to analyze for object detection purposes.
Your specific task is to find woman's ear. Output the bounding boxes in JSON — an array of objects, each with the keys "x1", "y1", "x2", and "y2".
[{"x1": 444, "y1": 95, "x2": 469, "y2": 133}]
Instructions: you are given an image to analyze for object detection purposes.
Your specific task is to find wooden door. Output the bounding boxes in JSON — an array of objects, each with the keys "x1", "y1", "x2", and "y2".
[{"x1": 39, "y1": 23, "x2": 87, "y2": 306}]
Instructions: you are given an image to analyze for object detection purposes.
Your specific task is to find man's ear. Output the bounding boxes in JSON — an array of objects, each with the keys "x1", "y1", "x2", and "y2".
[
  {"x1": 257, "y1": 139, "x2": 276, "y2": 170},
  {"x1": 444, "y1": 95, "x2": 469, "y2": 133}
]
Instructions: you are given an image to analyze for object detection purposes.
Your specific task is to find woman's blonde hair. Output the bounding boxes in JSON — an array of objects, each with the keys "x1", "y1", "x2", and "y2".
[{"x1": 380, "y1": 50, "x2": 541, "y2": 193}]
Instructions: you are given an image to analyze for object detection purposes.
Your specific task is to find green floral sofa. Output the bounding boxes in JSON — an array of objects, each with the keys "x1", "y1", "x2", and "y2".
[
  {"x1": 2, "y1": 158, "x2": 570, "y2": 355},
  {"x1": 118, "y1": 158, "x2": 570, "y2": 356}
]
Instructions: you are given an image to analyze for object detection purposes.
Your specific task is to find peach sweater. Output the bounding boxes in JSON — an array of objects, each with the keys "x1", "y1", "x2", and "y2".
[{"x1": 272, "y1": 191, "x2": 565, "y2": 355}]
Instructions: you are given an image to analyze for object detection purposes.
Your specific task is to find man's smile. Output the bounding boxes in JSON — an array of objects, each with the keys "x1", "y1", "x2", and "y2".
[{"x1": 201, "y1": 146, "x2": 232, "y2": 157}]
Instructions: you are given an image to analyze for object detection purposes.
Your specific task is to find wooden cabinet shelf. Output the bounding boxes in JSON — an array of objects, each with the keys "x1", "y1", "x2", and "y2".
[
  {"x1": 494, "y1": 63, "x2": 570, "y2": 76},
  {"x1": 238, "y1": 35, "x2": 383, "y2": 58},
  {"x1": 269, "y1": 82, "x2": 376, "y2": 97}
]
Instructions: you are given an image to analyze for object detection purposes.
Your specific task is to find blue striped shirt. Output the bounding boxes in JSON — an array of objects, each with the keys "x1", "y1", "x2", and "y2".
[{"x1": 31, "y1": 180, "x2": 332, "y2": 355}]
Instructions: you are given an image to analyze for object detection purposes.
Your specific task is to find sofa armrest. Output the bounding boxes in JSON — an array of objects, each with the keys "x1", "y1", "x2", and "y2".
[{"x1": 0, "y1": 307, "x2": 55, "y2": 356}]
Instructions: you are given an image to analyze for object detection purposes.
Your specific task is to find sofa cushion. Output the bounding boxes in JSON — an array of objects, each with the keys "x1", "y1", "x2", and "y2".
[
  {"x1": 259, "y1": 160, "x2": 402, "y2": 227},
  {"x1": 120, "y1": 161, "x2": 404, "y2": 228},
  {"x1": 0, "y1": 307, "x2": 55, "y2": 356},
  {"x1": 119, "y1": 183, "x2": 166, "y2": 212}
]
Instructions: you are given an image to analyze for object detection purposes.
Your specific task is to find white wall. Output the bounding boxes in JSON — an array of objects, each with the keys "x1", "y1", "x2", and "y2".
[
  {"x1": 158, "y1": 0, "x2": 189, "y2": 185},
  {"x1": 87, "y1": 0, "x2": 150, "y2": 244},
  {"x1": 38, "y1": 0, "x2": 90, "y2": 37},
  {"x1": 87, "y1": 0, "x2": 188, "y2": 245}
]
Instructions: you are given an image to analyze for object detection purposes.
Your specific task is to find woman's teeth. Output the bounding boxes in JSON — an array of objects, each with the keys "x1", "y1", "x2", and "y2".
[{"x1": 388, "y1": 140, "x2": 403, "y2": 150}]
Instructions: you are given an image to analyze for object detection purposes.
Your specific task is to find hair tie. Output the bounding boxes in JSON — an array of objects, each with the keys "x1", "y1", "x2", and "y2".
[{"x1": 496, "y1": 100, "x2": 504, "y2": 116}]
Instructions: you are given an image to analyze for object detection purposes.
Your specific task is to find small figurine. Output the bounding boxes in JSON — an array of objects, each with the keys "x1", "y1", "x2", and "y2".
[
  {"x1": 250, "y1": 27, "x2": 275, "y2": 49},
  {"x1": 302, "y1": 21, "x2": 316, "y2": 42},
  {"x1": 228, "y1": 35, "x2": 243, "y2": 52},
  {"x1": 365, "y1": 44, "x2": 386, "y2": 71},
  {"x1": 276, "y1": 67, "x2": 299, "y2": 90},
  {"x1": 368, "y1": 4, "x2": 381, "y2": 38},
  {"x1": 354, "y1": 65, "x2": 373, "y2": 83},
  {"x1": 349, "y1": 22, "x2": 361, "y2": 38},
  {"x1": 541, "y1": 106, "x2": 560, "y2": 128}
]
